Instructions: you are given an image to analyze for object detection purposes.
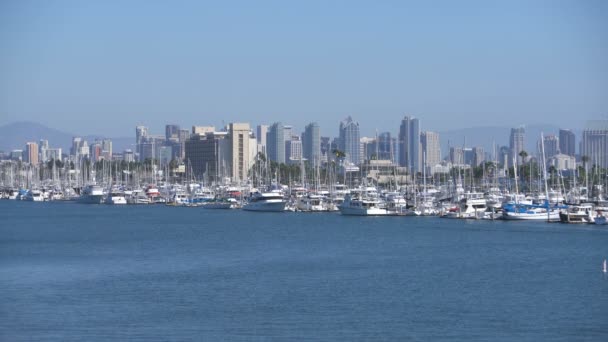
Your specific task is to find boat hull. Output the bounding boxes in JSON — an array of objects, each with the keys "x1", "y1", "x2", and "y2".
[{"x1": 242, "y1": 201, "x2": 286, "y2": 212}]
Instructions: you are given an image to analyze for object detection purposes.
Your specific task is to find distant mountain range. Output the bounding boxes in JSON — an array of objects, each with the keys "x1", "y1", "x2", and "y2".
[
  {"x1": 0, "y1": 121, "x2": 133, "y2": 153},
  {"x1": 0, "y1": 121, "x2": 581, "y2": 158}
]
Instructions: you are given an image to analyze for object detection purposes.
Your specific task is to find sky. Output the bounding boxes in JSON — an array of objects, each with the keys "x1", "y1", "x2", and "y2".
[{"x1": 0, "y1": 0, "x2": 607, "y2": 138}]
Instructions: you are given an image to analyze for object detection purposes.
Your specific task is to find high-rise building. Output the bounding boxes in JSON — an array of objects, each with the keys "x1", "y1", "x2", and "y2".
[
  {"x1": 102, "y1": 139, "x2": 113, "y2": 159},
  {"x1": 286, "y1": 139, "x2": 303, "y2": 163},
  {"x1": 136, "y1": 126, "x2": 148, "y2": 144},
  {"x1": 302, "y1": 122, "x2": 321, "y2": 165},
  {"x1": 159, "y1": 146, "x2": 173, "y2": 165},
  {"x1": 90, "y1": 141, "x2": 103, "y2": 162},
  {"x1": 283, "y1": 126, "x2": 293, "y2": 143},
  {"x1": 398, "y1": 116, "x2": 421, "y2": 172},
  {"x1": 266, "y1": 122, "x2": 285, "y2": 163},
  {"x1": 256, "y1": 125, "x2": 268, "y2": 155},
  {"x1": 228, "y1": 123, "x2": 251, "y2": 182},
  {"x1": 25, "y1": 142, "x2": 39, "y2": 164},
  {"x1": 339, "y1": 116, "x2": 361, "y2": 165},
  {"x1": 542, "y1": 135, "x2": 559, "y2": 158},
  {"x1": 581, "y1": 121, "x2": 608, "y2": 168},
  {"x1": 420, "y1": 131, "x2": 440, "y2": 168},
  {"x1": 124, "y1": 149, "x2": 135, "y2": 163},
  {"x1": 71, "y1": 137, "x2": 82, "y2": 156},
  {"x1": 165, "y1": 124, "x2": 180, "y2": 142},
  {"x1": 472, "y1": 147, "x2": 485, "y2": 167},
  {"x1": 39, "y1": 139, "x2": 49, "y2": 162},
  {"x1": 450, "y1": 147, "x2": 464, "y2": 165},
  {"x1": 185, "y1": 131, "x2": 230, "y2": 182},
  {"x1": 559, "y1": 129, "x2": 576, "y2": 156},
  {"x1": 509, "y1": 126, "x2": 526, "y2": 166},
  {"x1": 377, "y1": 132, "x2": 394, "y2": 161}
]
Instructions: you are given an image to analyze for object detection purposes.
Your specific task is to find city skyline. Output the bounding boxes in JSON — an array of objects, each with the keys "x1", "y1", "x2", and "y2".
[{"x1": 1, "y1": 1, "x2": 607, "y2": 137}]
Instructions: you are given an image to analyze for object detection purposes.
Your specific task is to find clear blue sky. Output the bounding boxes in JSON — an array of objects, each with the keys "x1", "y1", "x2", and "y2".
[{"x1": 1, "y1": 0, "x2": 606, "y2": 138}]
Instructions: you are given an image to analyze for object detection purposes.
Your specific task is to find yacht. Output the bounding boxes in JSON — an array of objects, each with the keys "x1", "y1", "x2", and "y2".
[
  {"x1": 339, "y1": 193, "x2": 388, "y2": 216},
  {"x1": 559, "y1": 204, "x2": 595, "y2": 224},
  {"x1": 502, "y1": 203, "x2": 560, "y2": 221},
  {"x1": 242, "y1": 191, "x2": 286, "y2": 212},
  {"x1": 24, "y1": 189, "x2": 44, "y2": 202},
  {"x1": 442, "y1": 192, "x2": 487, "y2": 219},
  {"x1": 296, "y1": 194, "x2": 326, "y2": 212},
  {"x1": 105, "y1": 190, "x2": 127, "y2": 205},
  {"x1": 78, "y1": 185, "x2": 105, "y2": 204}
]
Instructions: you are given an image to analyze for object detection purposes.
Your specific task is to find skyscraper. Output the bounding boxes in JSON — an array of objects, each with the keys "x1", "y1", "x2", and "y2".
[
  {"x1": 509, "y1": 126, "x2": 525, "y2": 166},
  {"x1": 302, "y1": 122, "x2": 321, "y2": 165},
  {"x1": 266, "y1": 122, "x2": 285, "y2": 163},
  {"x1": 256, "y1": 124, "x2": 268, "y2": 155},
  {"x1": 581, "y1": 121, "x2": 608, "y2": 168},
  {"x1": 398, "y1": 116, "x2": 420, "y2": 173},
  {"x1": 377, "y1": 132, "x2": 394, "y2": 161},
  {"x1": 339, "y1": 116, "x2": 361, "y2": 165},
  {"x1": 542, "y1": 135, "x2": 559, "y2": 158},
  {"x1": 420, "y1": 131, "x2": 440, "y2": 168},
  {"x1": 136, "y1": 126, "x2": 148, "y2": 160},
  {"x1": 559, "y1": 129, "x2": 576, "y2": 156},
  {"x1": 25, "y1": 142, "x2": 39, "y2": 164},
  {"x1": 228, "y1": 123, "x2": 251, "y2": 182},
  {"x1": 286, "y1": 139, "x2": 303, "y2": 162},
  {"x1": 165, "y1": 124, "x2": 180, "y2": 142}
]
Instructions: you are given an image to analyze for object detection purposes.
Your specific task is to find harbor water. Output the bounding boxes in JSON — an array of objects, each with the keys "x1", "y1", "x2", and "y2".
[{"x1": 1, "y1": 200, "x2": 607, "y2": 341}]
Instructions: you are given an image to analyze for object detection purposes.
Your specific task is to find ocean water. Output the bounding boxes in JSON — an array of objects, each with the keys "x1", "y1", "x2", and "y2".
[{"x1": 1, "y1": 200, "x2": 607, "y2": 341}]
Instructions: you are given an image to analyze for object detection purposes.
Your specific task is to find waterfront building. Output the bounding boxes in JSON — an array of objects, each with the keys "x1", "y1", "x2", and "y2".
[
  {"x1": 450, "y1": 147, "x2": 464, "y2": 166},
  {"x1": 542, "y1": 135, "x2": 559, "y2": 158},
  {"x1": 185, "y1": 131, "x2": 230, "y2": 183},
  {"x1": 228, "y1": 123, "x2": 251, "y2": 182},
  {"x1": 89, "y1": 142, "x2": 103, "y2": 162},
  {"x1": 10, "y1": 150, "x2": 23, "y2": 161},
  {"x1": 339, "y1": 116, "x2": 361, "y2": 165},
  {"x1": 286, "y1": 138, "x2": 303, "y2": 163},
  {"x1": 509, "y1": 126, "x2": 525, "y2": 166},
  {"x1": 266, "y1": 122, "x2": 285, "y2": 163},
  {"x1": 159, "y1": 146, "x2": 172, "y2": 165},
  {"x1": 581, "y1": 121, "x2": 608, "y2": 168},
  {"x1": 24, "y1": 142, "x2": 39, "y2": 164},
  {"x1": 398, "y1": 116, "x2": 420, "y2": 173},
  {"x1": 547, "y1": 153, "x2": 576, "y2": 170},
  {"x1": 256, "y1": 125, "x2": 268, "y2": 155},
  {"x1": 377, "y1": 132, "x2": 395, "y2": 162},
  {"x1": 302, "y1": 122, "x2": 321, "y2": 166},
  {"x1": 420, "y1": 131, "x2": 440, "y2": 170},
  {"x1": 165, "y1": 124, "x2": 180, "y2": 142},
  {"x1": 559, "y1": 129, "x2": 576, "y2": 157},
  {"x1": 102, "y1": 139, "x2": 112, "y2": 160},
  {"x1": 472, "y1": 147, "x2": 485, "y2": 167},
  {"x1": 123, "y1": 149, "x2": 135, "y2": 163}
]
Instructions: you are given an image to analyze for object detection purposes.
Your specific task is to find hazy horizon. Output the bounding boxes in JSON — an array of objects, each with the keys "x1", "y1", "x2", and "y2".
[{"x1": 1, "y1": 1, "x2": 607, "y2": 137}]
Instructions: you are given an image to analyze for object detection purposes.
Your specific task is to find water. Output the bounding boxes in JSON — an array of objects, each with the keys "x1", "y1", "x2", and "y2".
[{"x1": 1, "y1": 200, "x2": 607, "y2": 341}]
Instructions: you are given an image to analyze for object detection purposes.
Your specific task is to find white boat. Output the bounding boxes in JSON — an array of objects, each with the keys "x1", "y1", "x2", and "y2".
[
  {"x1": 296, "y1": 194, "x2": 326, "y2": 212},
  {"x1": 24, "y1": 189, "x2": 44, "y2": 202},
  {"x1": 105, "y1": 191, "x2": 127, "y2": 205},
  {"x1": 559, "y1": 204, "x2": 595, "y2": 224},
  {"x1": 78, "y1": 185, "x2": 105, "y2": 204},
  {"x1": 339, "y1": 193, "x2": 388, "y2": 216},
  {"x1": 502, "y1": 206, "x2": 560, "y2": 221},
  {"x1": 7, "y1": 189, "x2": 19, "y2": 200},
  {"x1": 242, "y1": 191, "x2": 286, "y2": 212},
  {"x1": 442, "y1": 192, "x2": 487, "y2": 219}
]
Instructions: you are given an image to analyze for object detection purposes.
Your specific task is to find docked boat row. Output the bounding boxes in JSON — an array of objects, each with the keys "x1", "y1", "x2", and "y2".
[{"x1": 3, "y1": 182, "x2": 608, "y2": 225}]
